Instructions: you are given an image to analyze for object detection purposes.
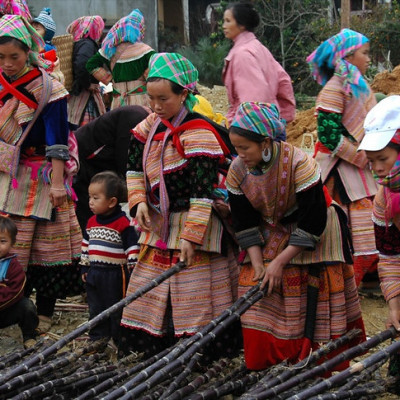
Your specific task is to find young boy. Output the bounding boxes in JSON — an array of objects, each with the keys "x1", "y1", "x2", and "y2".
[
  {"x1": 80, "y1": 171, "x2": 139, "y2": 346},
  {"x1": 0, "y1": 216, "x2": 38, "y2": 349},
  {"x1": 31, "y1": 7, "x2": 56, "y2": 52}
]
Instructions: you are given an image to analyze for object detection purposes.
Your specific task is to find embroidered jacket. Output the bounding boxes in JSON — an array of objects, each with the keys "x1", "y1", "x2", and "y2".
[{"x1": 0, "y1": 255, "x2": 25, "y2": 311}]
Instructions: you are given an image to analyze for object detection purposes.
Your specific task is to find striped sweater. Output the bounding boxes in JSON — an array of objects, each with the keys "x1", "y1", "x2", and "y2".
[{"x1": 80, "y1": 206, "x2": 139, "y2": 273}]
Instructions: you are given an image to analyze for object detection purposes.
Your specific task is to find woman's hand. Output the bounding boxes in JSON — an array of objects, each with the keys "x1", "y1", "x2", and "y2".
[
  {"x1": 252, "y1": 264, "x2": 266, "y2": 282},
  {"x1": 136, "y1": 202, "x2": 151, "y2": 231},
  {"x1": 261, "y1": 258, "x2": 284, "y2": 295},
  {"x1": 386, "y1": 296, "x2": 400, "y2": 331},
  {"x1": 180, "y1": 239, "x2": 195, "y2": 266},
  {"x1": 49, "y1": 186, "x2": 67, "y2": 208}
]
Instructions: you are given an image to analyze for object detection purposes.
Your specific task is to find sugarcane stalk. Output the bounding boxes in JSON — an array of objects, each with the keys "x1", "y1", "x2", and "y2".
[
  {"x1": 76, "y1": 347, "x2": 171, "y2": 400},
  {"x1": 166, "y1": 358, "x2": 230, "y2": 400},
  {"x1": 241, "y1": 327, "x2": 397, "y2": 400},
  {"x1": 113, "y1": 284, "x2": 268, "y2": 400},
  {"x1": 193, "y1": 372, "x2": 263, "y2": 400},
  {"x1": 13, "y1": 365, "x2": 118, "y2": 400},
  {"x1": 0, "y1": 261, "x2": 187, "y2": 386},
  {"x1": 103, "y1": 283, "x2": 263, "y2": 400},
  {"x1": 0, "y1": 337, "x2": 45, "y2": 371},
  {"x1": 306, "y1": 382, "x2": 387, "y2": 400},
  {"x1": 243, "y1": 329, "x2": 362, "y2": 397},
  {"x1": 337, "y1": 358, "x2": 386, "y2": 392},
  {"x1": 159, "y1": 353, "x2": 201, "y2": 399},
  {"x1": 287, "y1": 333, "x2": 400, "y2": 400}
]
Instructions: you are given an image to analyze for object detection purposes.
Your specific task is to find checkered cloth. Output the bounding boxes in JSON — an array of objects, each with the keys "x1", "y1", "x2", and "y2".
[
  {"x1": 67, "y1": 16, "x2": 104, "y2": 42},
  {"x1": 231, "y1": 102, "x2": 285, "y2": 139},
  {"x1": 100, "y1": 8, "x2": 144, "y2": 60},
  {"x1": 0, "y1": 14, "x2": 51, "y2": 69},
  {"x1": 147, "y1": 52, "x2": 199, "y2": 111},
  {"x1": 307, "y1": 28, "x2": 369, "y2": 98}
]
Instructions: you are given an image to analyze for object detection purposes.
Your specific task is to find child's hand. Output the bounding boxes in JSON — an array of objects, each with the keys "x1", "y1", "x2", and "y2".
[{"x1": 81, "y1": 273, "x2": 87, "y2": 283}]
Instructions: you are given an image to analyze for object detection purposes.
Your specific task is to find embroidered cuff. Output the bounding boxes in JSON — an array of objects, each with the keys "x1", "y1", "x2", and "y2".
[
  {"x1": 46, "y1": 144, "x2": 69, "y2": 161},
  {"x1": 288, "y1": 228, "x2": 320, "y2": 250},
  {"x1": 127, "y1": 171, "x2": 146, "y2": 211},
  {"x1": 180, "y1": 198, "x2": 213, "y2": 245},
  {"x1": 235, "y1": 227, "x2": 265, "y2": 249}
]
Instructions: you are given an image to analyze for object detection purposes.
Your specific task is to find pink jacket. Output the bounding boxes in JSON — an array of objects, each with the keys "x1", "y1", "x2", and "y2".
[{"x1": 223, "y1": 31, "x2": 296, "y2": 125}]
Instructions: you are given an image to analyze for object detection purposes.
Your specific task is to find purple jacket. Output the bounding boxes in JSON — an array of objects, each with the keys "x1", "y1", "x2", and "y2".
[{"x1": 223, "y1": 31, "x2": 296, "y2": 125}]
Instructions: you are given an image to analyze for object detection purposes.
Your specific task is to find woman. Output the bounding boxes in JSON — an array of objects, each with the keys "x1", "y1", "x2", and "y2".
[
  {"x1": 86, "y1": 8, "x2": 155, "y2": 110},
  {"x1": 119, "y1": 52, "x2": 240, "y2": 361},
  {"x1": 307, "y1": 29, "x2": 379, "y2": 288},
  {"x1": 226, "y1": 101, "x2": 365, "y2": 370},
  {"x1": 66, "y1": 16, "x2": 106, "y2": 129},
  {"x1": 222, "y1": 2, "x2": 295, "y2": 128},
  {"x1": 0, "y1": 15, "x2": 81, "y2": 333}
]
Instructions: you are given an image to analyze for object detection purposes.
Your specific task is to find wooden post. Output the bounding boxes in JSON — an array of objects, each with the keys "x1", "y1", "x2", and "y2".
[{"x1": 341, "y1": 0, "x2": 351, "y2": 29}]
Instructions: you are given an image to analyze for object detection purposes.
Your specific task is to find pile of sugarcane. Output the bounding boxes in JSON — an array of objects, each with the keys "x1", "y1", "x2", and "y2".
[{"x1": 0, "y1": 262, "x2": 399, "y2": 399}]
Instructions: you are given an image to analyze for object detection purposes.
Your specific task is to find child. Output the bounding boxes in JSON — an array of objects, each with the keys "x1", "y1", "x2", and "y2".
[
  {"x1": 32, "y1": 7, "x2": 56, "y2": 52},
  {"x1": 358, "y1": 95, "x2": 400, "y2": 394},
  {"x1": 0, "y1": 216, "x2": 38, "y2": 349},
  {"x1": 307, "y1": 29, "x2": 379, "y2": 289},
  {"x1": 80, "y1": 171, "x2": 139, "y2": 346}
]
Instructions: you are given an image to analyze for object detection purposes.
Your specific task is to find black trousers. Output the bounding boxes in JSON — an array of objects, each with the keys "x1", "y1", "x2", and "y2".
[
  {"x1": 85, "y1": 265, "x2": 128, "y2": 343},
  {"x1": 0, "y1": 297, "x2": 38, "y2": 341}
]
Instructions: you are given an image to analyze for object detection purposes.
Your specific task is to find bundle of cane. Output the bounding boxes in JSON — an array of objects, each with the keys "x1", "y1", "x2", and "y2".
[
  {"x1": 243, "y1": 329, "x2": 362, "y2": 398},
  {"x1": 103, "y1": 283, "x2": 267, "y2": 400},
  {"x1": 287, "y1": 331, "x2": 400, "y2": 399},
  {"x1": 240, "y1": 327, "x2": 397, "y2": 400},
  {"x1": 0, "y1": 261, "x2": 187, "y2": 386}
]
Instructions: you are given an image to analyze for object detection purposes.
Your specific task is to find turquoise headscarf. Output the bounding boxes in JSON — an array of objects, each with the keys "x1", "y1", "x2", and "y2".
[{"x1": 306, "y1": 29, "x2": 370, "y2": 98}]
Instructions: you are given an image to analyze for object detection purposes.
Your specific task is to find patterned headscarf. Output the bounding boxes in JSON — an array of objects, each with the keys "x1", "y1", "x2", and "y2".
[
  {"x1": 147, "y1": 52, "x2": 199, "y2": 111},
  {"x1": 67, "y1": 16, "x2": 104, "y2": 42},
  {"x1": 0, "y1": 14, "x2": 51, "y2": 69},
  {"x1": 306, "y1": 28, "x2": 369, "y2": 98},
  {"x1": 0, "y1": 0, "x2": 31, "y2": 20},
  {"x1": 230, "y1": 102, "x2": 286, "y2": 139},
  {"x1": 100, "y1": 8, "x2": 145, "y2": 60}
]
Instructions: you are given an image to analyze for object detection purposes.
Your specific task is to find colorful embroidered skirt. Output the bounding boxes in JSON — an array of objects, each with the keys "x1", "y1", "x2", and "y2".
[
  {"x1": 11, "y1": 201, "x2": 83, "y2": 298},
  {"x1": 239, "y1": 262, "x2": 365, "y2": 370},
  {"x1": 121, "y1": 244, "x2": 239, "y2": 336}
]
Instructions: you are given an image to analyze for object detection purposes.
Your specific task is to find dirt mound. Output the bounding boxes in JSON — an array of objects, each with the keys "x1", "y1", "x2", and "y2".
[
  {"x1": 371, "y1": 65, "x2": 400, "y2": 95},
  {"x1": 286, "y1": 107, "x2": 317, "y2": 149}
]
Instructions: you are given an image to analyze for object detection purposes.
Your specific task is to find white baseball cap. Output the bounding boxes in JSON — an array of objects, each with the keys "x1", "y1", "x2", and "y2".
[{"x1": 358, "y1": 95, "x2": 400, "y2": 151}]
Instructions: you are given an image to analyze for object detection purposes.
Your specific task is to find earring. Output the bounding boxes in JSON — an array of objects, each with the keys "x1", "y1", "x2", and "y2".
[{"x1": 262, "y1": 147, "x2": 271, "y2": 163}]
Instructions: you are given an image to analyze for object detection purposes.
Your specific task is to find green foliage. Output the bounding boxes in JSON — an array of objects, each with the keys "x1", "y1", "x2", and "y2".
[{"x1": 178, "y1": 37, "x2": 231, "y2": 87}]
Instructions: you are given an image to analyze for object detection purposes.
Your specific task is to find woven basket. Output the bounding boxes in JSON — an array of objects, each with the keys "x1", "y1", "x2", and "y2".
[{"x1": 53, "y1": 34, "x2": 74, "y2": 91}]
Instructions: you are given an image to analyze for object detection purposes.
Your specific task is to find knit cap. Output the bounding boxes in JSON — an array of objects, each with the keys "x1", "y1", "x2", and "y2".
[{"x1": 33, "y1": 7, "x2": 56, "y2": 43}]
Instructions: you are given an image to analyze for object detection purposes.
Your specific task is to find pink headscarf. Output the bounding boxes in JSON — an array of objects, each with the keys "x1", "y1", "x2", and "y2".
[
  {"x1": 0, "y1": 0, "x2": 31, "y2": 20},
  {"x1": 67, "y1": 16, "x2": 104, "y2": 42}
]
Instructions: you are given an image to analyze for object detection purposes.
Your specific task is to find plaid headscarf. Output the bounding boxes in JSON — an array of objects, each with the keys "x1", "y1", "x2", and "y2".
[
  {"x1": 0, "y1": 14, "x2": 51, "y2": 69},
  {"x1": 0, "y1": 0, "x2": 31, "y2": 20},
  {"x1": 67, "y1": 16, "x2": 104, "y2": 42},
  {"x1": 147, "y1": 52, "x2": 199, "y2": 111},
  {"x1": 100, "y1": 8, "x2": 145, "y2": 60},
  {"x1": 231, "y1": 102, "x2": 286, "y2": 139},
  {"x1": 307, "y1": 29, "x2": 369, "y2": 98}
]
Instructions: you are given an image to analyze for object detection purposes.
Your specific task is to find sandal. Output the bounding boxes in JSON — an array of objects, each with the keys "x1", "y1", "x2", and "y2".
[{"x1": 36, "y1": 315, "x2": 52, "y2": 334}]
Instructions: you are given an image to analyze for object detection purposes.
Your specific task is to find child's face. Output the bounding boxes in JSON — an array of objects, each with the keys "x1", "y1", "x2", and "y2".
[
  {"x1": 366, "y1": 146, "x2": 399, "y2": 178},
  {"x1": 0, "y1": 230, "x2": 13, "y2": 258},
  {"x1": 345, "y1": 42, "x2": 370, "y2": 75},
  {"x1": 32, "y1": 22, "x2": 46, "y2": 38},
  {"x1": 88, "y1": 182, "x2": 117, "y2": 216},
  {"x1": 32, "y1": 22, "x2": 46, "y2": 37}
]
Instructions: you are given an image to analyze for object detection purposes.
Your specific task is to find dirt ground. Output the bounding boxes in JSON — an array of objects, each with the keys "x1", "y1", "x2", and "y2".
[{"x1": 0, "y1": 85, "x2": 398, "y2": 398}]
